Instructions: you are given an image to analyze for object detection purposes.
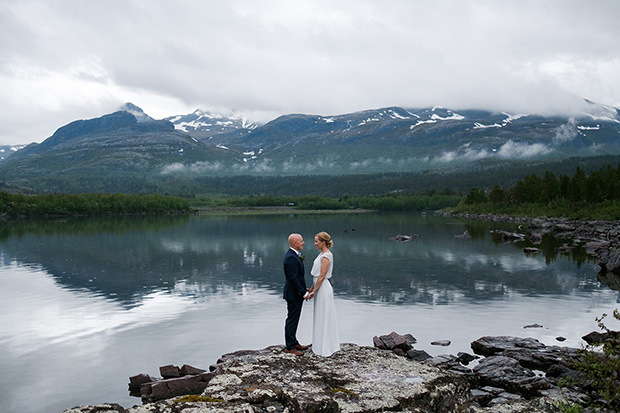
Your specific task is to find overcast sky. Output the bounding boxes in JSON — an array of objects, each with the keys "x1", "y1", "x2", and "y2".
[{"x1": 1, "y1": 0, "x2": 619, "y2": 145}]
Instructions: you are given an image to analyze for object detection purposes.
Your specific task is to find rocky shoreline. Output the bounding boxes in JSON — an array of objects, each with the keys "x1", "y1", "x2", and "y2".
[
  {"x1": 437, "y1": 211, "x2": 620, "y2": 280},
  {"x1": 64, "y1": 329, "x2": 613, "y2": 413}
]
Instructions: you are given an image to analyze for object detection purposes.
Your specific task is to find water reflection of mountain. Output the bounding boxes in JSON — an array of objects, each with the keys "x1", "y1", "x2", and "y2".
[{"x1": 0, "y1": 213, "x2": 603, "y2": 307}]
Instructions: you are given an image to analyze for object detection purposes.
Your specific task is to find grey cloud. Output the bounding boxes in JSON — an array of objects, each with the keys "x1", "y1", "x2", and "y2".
[
  {"x1": 497, "y1": 140, "x2": 552, "y2": 158},
  {"x1": 553, "y1": 119, "x2": 579, "y2": 144},
  {"x1": 161, "y1": 161, "x2": 224, "y2": 175},
  {"x1": 1, "y1": 0, "x2": 620, "y2": 145},
  {"x1": 437, "y1": 144, "x2": 491, "y2": 163}
]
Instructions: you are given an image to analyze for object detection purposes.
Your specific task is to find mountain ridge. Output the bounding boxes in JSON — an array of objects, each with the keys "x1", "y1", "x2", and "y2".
[
  {"x1": 1, "y1": 101, "x2": 620, "y2": 195},
  {"x1": 187, "y1": 103, "x2": 620, "y2": 175}
]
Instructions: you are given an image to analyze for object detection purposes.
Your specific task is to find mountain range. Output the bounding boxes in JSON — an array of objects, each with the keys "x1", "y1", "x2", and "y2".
[
  {"x1": 0, "y1": 143, "x2": 27, "y2": 161},
  {"x1": 1, "y1": 101, "x2": 619, "y2": 195}
]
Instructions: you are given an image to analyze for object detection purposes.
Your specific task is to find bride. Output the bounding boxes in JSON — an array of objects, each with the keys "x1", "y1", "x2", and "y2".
[{"x1": 307, "y1": 231, "x2": 340, "y2": 356}]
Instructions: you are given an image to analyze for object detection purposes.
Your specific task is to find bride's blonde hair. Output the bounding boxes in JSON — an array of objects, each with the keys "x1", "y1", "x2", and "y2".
[{"x1": 316, "y1": 231, "x2": 333, "y2": 248}]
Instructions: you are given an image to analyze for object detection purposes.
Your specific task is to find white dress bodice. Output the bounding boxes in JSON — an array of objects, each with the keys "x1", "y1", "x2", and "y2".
[{"x1": 311, "y1": 251, "x2": 333, "y2": 279}]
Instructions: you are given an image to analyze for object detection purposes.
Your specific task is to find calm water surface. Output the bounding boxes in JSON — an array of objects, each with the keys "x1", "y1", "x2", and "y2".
[{"x1": 0, "y1": 212, "x2": 618, "y2": 413}]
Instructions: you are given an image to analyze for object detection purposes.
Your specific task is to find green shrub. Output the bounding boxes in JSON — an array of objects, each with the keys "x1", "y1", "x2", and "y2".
[
  {"x1": 572, "y1": 310, "x2": 620, "y2": 410},
  {"x1": 554, "y1": 401, "x2": 584, "y2": 413}
]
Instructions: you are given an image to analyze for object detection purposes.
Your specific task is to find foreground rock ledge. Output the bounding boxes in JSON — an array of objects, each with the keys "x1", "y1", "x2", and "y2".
[{"x1": 65, "y1": 343, "x2": 568, "y2": 413}]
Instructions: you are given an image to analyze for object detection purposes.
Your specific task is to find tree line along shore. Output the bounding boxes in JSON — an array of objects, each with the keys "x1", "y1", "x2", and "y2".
[{"x1": 2, "y1": 163, "x2": 620, "y2": 220}]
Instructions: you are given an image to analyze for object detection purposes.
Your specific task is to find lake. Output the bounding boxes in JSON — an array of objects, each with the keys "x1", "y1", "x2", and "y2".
[{"x1": 0, "y1": 212, "x2": 618, "y2": 413}]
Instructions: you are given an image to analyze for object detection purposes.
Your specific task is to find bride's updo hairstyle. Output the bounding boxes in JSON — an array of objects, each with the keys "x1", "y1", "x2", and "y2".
[{"x1": 316, "y1": 231, "x2": 333, "y2": 248}]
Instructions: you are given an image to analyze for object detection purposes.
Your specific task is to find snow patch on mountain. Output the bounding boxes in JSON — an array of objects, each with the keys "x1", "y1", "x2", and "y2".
[
  {"x1": 175, "y1": 119, "x2": 207, "y2": 132},
  {"x1": 577, "y1": 125, "x2": 600, "y2": 130},
  {"x1": 431, "y1": 112, "x2": 464, "y2": 121},
  {"x1": 0, "y1": 144, "x2": 27, "y2": 161},
  {"x1": 502, "y1": 113, "x2": 527, "y2": 123},
  {"x1": 473, "y1": 122, "x2": 502, "y2": 129},
  {"x1": 0, "y1": 146, "x2": 24, "y2": 153},
  {"x1": 242, "y1": 150, "x2": 259, "y2": 162},
  {"x1": 410, "y1": 119, "x2": 438, "y2": 130},
  {"x1": 168, "y1": 108, "x2": 260, "y2": 133},
  {"x1": 387, "y1": 108, "x2": 415, "y2": 120},
  {"x1": 358, "y1": 117, "x2": 378, "y2": 126},
  {"x1": 409, "y1": 108, "x2": 465, "y2": 130},
  {"x1": 472, "y1": 113, "x2": 528, "y2": 129},
  {"x1": 354, "y1": 108, "x2": 418, "y2": 126}
]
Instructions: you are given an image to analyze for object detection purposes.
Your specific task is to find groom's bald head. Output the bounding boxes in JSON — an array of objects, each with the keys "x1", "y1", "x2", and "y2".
[{"x1": 288, "y1": 233, "x2": 304, "y2": 250}]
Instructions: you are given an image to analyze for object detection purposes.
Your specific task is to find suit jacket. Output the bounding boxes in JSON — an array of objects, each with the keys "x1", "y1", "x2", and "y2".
[{"x1": 283, "y1": 248, "x2": 307, "y2": 300}]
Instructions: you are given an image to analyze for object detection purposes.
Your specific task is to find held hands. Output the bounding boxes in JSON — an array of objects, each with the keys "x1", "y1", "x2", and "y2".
[{"x1": 305, "y1": 288, "x2": 315, "y2": 301}]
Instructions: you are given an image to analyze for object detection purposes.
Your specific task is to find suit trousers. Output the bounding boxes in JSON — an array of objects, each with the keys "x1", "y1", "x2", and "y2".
[{"x1": 285, "y1": 298, "x2": 303, "y2": 349}]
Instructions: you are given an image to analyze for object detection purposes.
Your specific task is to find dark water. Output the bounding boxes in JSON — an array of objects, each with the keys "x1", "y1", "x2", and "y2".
[{"x1": 0, "y1": 213, "x2": 617, "y2": 413}]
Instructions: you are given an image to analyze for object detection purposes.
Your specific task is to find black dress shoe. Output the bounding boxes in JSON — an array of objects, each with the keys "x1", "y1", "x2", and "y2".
[
  {"x1": 295, "y1": 344, "x2": 310, "y2": 351},
  {"x1": 285, "y1": 348, "x2": 303, "y2": 356}
]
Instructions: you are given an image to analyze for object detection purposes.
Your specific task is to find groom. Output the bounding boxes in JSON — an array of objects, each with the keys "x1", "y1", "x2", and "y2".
[{"x1": 283, "y1": 233, "x2": 310, "y2": 355}]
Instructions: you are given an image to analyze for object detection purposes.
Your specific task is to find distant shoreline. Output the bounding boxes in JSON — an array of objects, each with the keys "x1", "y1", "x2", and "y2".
[{"x1": 193, "y1": 206, "x2": 377, "y2": 215}]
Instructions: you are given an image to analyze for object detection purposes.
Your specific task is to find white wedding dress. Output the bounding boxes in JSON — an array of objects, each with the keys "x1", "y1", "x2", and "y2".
[{"x1": 310, "y1": 251, "x2": 340, "y2": 356}]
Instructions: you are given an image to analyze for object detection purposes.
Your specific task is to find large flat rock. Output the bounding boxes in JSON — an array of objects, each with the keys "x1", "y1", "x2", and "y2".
[{"x1": 65, "y1": 343, "x2": 564, "y2": 412}]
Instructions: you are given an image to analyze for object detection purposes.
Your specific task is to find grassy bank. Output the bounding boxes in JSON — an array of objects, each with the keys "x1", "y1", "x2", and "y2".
[
  {"x1": 191, "y1": 193, "x2": 462, "y2": 212},
  {"x1": 193, "y1": 206, "x2": 377, "y2": 215}
]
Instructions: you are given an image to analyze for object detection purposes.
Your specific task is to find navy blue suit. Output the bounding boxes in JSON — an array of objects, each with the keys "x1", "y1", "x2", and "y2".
[{"x1": 283, "y1": 248, "x2": 307, "y2": 350}]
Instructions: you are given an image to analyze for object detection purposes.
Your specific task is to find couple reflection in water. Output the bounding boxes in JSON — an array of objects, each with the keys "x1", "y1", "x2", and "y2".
[{"x1": 283, "y1": 231, "x2": 340, "y2": 357}]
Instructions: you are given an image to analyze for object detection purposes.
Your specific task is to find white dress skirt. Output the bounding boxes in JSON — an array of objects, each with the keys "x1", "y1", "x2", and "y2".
[{"x1": 310, "y1": 251, "x2": 340, "y2": 356}]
